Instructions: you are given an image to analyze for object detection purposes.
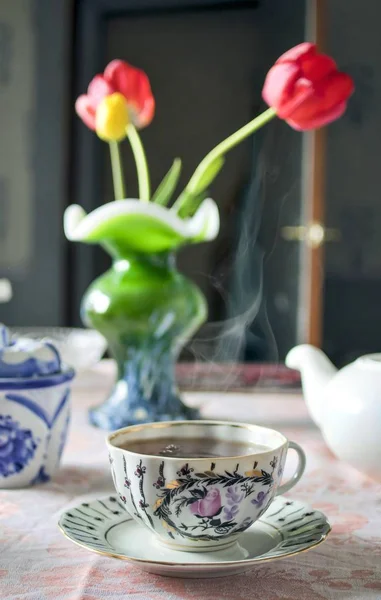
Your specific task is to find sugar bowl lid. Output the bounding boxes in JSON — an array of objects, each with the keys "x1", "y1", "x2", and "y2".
[{"x1": 0, "y1": 324, "x2": 62, "y2": 378}]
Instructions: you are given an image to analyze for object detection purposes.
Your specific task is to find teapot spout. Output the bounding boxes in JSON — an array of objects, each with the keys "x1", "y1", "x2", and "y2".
[{"x1": 286, "y1": 345, "x2": 337, "y2": 427}]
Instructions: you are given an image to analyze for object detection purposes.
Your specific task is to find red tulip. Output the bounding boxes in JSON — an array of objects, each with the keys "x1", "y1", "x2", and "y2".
[
  {"x1": 75, "y1": 59, "x2": 155, "y2": 136},
  {"x1": 262, "y1": 43, "x2": 354, "y2": 130}
]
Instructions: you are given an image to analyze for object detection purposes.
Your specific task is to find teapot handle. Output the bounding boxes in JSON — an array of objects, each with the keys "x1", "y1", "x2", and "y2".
[{"x1": 276, "y1": 441, "x2": 306, "y2": 495}]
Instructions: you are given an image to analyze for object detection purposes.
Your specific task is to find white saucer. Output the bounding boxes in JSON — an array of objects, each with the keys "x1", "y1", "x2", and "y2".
[{"x1": 58, "y1": 495, "x2": 331, "y2": 578}]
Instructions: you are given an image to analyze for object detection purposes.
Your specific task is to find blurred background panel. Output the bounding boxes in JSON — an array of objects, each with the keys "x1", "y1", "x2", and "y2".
[
  {"x1": 323, "y1": 0, "x2": 381, "y2": 365},
  {"x1": 0, "y1": 0, "x2": 71, "y2": 326}
]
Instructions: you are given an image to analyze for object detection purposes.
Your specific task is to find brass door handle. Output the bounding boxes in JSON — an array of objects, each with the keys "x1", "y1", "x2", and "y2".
[{"x1": 281, "y1": 222, "x2": 341, "y2": 249}]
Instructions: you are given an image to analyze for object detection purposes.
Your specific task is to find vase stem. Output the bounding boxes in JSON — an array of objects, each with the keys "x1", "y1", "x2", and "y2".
[{"x1": 89, "y1": 348, "x2": 199, "y2": 430}]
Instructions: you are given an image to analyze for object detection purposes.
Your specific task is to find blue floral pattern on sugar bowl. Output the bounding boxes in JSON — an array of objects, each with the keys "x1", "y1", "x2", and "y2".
[
  {"x1": 0, "y1": 324, "x2": 75, "y2": 488},
  {"x1": 0, "y1": 415, "x2": 38, "y2": 477}
]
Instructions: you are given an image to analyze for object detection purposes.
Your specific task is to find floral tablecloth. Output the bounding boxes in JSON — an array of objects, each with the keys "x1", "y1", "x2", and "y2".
[{"x1": 0, "y1": 362, "x2": 380, "y2": 600}]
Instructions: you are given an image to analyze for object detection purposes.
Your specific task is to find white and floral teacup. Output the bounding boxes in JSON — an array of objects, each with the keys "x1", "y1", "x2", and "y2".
[{"x1": 107, "y1": 420, "x2": 306, "y2": 551}]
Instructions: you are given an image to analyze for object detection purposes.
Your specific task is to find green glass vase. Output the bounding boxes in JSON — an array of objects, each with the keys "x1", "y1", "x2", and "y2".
[{"x1": 82, "y1": 252, "x2": 206, "y2": 430}]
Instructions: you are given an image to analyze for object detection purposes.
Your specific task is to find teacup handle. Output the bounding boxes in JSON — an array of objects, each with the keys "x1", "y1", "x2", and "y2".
[{"x1": 276, "y1": 441, "x2": 306, "y2": 495}]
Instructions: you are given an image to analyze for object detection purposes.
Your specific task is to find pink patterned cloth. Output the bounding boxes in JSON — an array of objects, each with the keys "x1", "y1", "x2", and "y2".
[{"x1": 0, "y1": 363, "x2": 380, "y2": 599}]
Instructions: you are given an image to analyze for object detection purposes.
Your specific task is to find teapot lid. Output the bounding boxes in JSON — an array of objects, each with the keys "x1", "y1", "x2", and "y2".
[{"x1": 356, "y1": 354, "x2": 381, "y2": 370}]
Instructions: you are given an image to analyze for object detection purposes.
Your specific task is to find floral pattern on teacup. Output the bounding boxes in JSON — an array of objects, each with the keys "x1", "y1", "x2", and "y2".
[
  {"x1": 144, "y1": 459, "x2": 277, "y2": 541},
  {"x1": 190, "y1": 488, "x2": 222, "y2": 517}
]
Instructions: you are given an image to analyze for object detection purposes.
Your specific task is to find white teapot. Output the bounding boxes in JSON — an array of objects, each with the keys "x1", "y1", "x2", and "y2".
[{"x1": 286, "y1": 345, "x2": 381, "y2": 481}]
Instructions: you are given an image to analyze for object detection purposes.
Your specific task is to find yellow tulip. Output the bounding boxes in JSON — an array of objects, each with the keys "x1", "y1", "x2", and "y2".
[{"x1": 95, "y1": 92, "x2": 129, "y2": 141}]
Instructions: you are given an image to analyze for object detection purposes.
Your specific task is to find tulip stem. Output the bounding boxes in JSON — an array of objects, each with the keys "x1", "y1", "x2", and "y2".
[
  {"x1": 177, "y1": 107, "x2": 277, "y2": 217},
  {"x1": 188, "y1": 107, "x2": 277, "y2": 192},
  {"x1": 127, "y1": 124, "x2": 150, "y2": 201},
  {"x1": 109, "y1": 141, "x2": 126, "y2": 200}
]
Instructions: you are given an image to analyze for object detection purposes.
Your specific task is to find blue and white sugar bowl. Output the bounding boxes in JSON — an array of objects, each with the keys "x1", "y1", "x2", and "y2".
[{"x1": 0, "y1": 325, "x2": 75, "y2": 488}]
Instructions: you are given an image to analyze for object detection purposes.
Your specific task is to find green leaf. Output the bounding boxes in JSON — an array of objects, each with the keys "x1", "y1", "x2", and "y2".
[
  {"x1": 152, "y1": 158, "x2": 182, "y2": 206},
  {"x1": 173, "y1": 156, "x2": 224, "y2": 218},
  {"x1": 188, "y1": 155, "x2": 225, "y2": 195},
  {"x1": 187, "y1": 497, "x2": 200, "y2": 505},
  {"x1": 190, "y1": 488, "x2": 206, "y2": 498},
  {"x1": 173, "y1": 190, "x2": 207, "y2": 219}
]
